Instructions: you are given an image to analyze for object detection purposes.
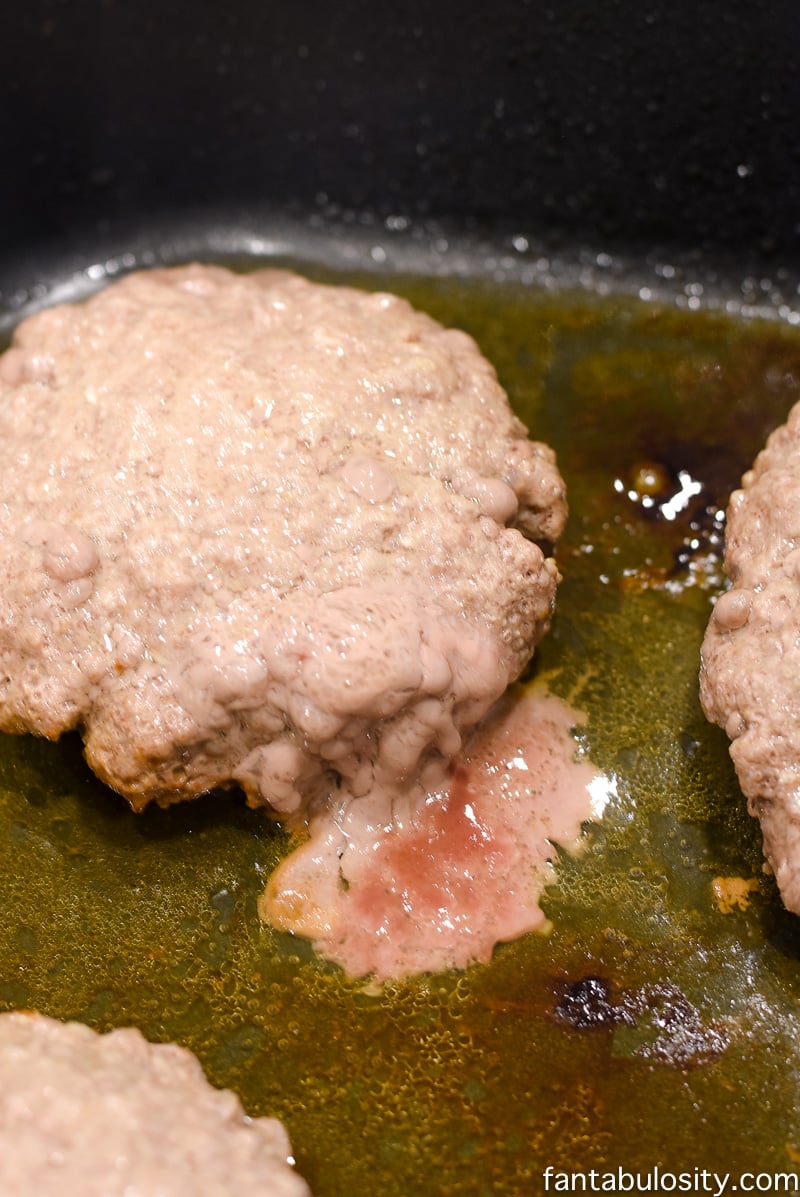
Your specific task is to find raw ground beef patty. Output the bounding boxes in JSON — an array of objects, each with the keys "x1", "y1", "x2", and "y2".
[
  {"x1": 0, "y1": 264, "x2": 566, "y2": 818},
  {"x1": 0, "y1": 1010, "x2": 309, "y2": 1196},
  {"x1": 701, "y1": 401, "x2": 800, "y2": 913}
]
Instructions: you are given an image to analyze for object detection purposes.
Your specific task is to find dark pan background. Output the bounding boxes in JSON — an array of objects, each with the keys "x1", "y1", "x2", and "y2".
[{"x1": 1, "y1": 0, "x2": 799, "y2": 274}]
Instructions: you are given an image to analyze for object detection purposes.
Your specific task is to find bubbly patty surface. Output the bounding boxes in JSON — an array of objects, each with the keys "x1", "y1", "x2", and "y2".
[
  {"x1": 0, "y1": 264, "x2": 566, "y2": 817},
  {"x1": 0, "y1": 1011, "x2": 309, "y2": 1196},
  {"x1": 701, "y1": 401, "x2": 800, "y2": 913}
]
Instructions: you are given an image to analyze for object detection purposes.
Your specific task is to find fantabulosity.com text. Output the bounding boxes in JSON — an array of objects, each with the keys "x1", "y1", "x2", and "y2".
[{"x1": 542, "y1": 1167, "x2": 799, "y2": 1194}]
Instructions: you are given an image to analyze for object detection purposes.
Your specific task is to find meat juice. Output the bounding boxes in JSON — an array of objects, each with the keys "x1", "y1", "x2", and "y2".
[{"x1": 263, "y1": 684, "x2": 602, "y2": 979}]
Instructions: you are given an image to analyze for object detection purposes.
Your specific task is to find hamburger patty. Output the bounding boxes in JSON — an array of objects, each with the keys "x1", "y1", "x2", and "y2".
[
  {"x1": 0, "y1": 264, "x2": 566, "y2": 818},
  {"x1": 0, "y1": 1011, "x2": 309, "y2": 1196},
  {"x1": 701, "y1": 401, "x2": 800, "y2": 912}
]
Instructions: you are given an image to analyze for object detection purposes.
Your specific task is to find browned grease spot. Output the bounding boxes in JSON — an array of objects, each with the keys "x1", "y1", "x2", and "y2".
[
  {"x1": 711, "y1": 875, "x2": 760, "y2": 914},
  {"x1": 261, "y1": 684, "x2": 606, "y2": 980}
]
